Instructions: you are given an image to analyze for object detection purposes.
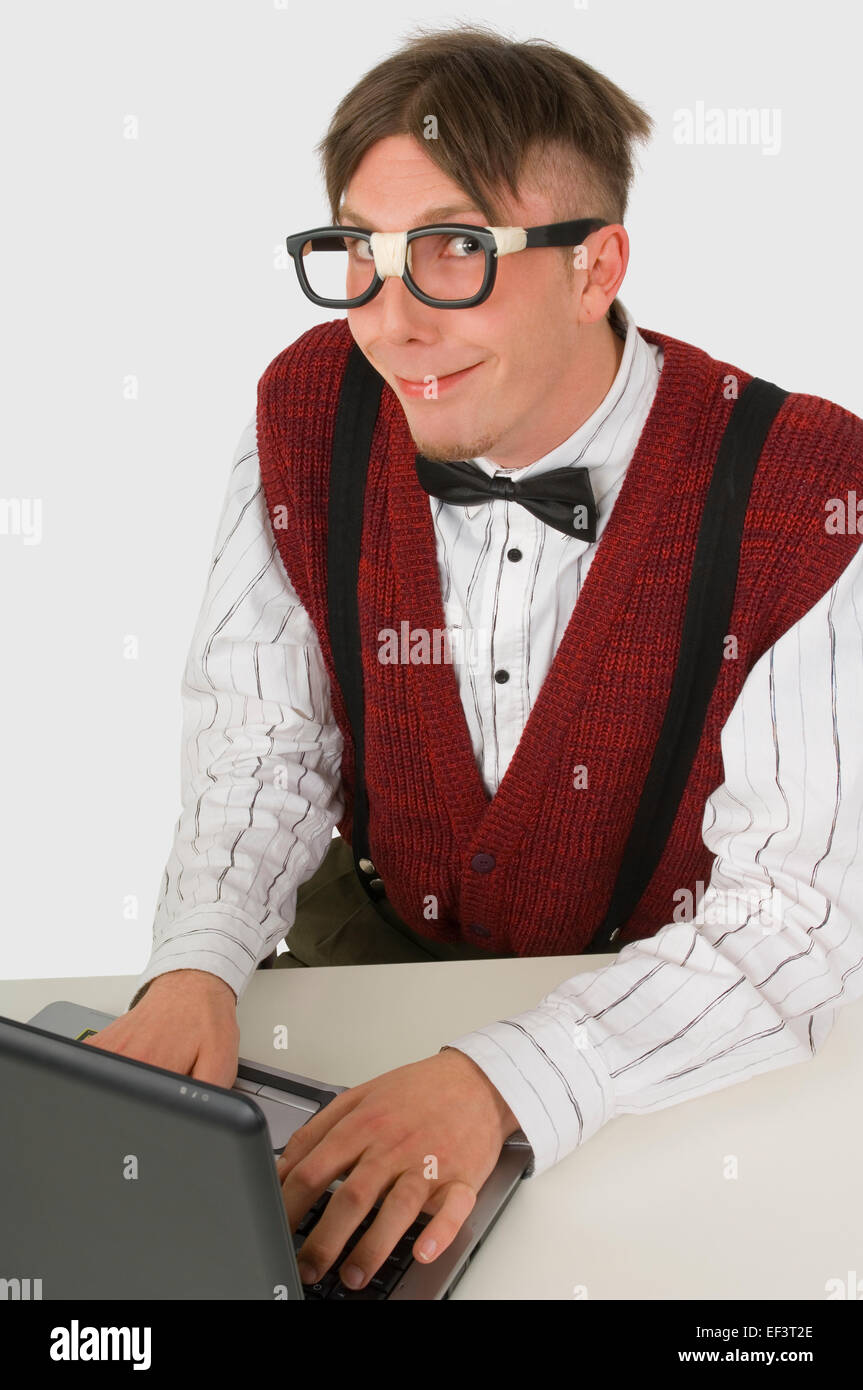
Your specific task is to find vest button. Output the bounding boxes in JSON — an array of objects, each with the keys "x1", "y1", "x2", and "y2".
[
  {"x1": 494, "y1": 669, "x2": 509, "y2": 684},
  {"x1": 369, "y1": 877, "x2": 385, "y2": 893},
  {"x1": 358, "y1": 858, "x2": 376, "y2": 875},
  {"x1": 471, "y1": 852, "x2": 496, "y2": 873},
  {"x1": 468, "y1": 922, "x2": 491, "y2": 937}
]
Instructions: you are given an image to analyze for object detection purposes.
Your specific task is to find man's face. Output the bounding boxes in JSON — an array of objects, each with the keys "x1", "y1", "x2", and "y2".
[{"x1": 341, "y1": 134, "x2": 616, "y2": 469}]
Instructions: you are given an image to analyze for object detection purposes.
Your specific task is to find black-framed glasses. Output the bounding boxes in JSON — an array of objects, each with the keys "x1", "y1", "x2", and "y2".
[{"x1": 284, "y1": 218, "x2": 612, "y2": 309}]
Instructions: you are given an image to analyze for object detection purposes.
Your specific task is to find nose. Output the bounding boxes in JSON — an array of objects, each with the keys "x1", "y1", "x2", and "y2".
[
  {"x1": 366, "y1": 251, "x2": 435, "y2": 337},
  {"x1": 367, "y1": 232, "x2": 424, "y2": 320}
]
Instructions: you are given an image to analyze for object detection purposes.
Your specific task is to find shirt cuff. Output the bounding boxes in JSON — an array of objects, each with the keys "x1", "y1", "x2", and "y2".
[
  {"x1": 127, "y1": 907, "x2": 275, "y2": 1011},
  {"x1": 442, "y1": 1004, "x2": 616, "y2": 1179}
]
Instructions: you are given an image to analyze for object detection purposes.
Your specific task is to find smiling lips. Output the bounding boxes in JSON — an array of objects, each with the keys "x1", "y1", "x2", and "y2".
[
  {"x1": 399, "y1": 364, "x2": 478, "y2": 383},
  {"x1": 400, "y1": 366, "x2": 475, "y2": 383},
  {"x1": 394, "y1": 361, "x2": 484, "y2": 396}
]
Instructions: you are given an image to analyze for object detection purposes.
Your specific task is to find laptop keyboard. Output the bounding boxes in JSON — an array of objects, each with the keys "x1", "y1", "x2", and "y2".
[{"x1": 293, "y1": 1188, "x2": 430, "y2": 1299}]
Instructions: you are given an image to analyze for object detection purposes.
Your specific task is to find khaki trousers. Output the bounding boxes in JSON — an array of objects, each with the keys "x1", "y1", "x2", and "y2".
[{"x1": 270, "y1": 834, "x2": 516, "y2": 968}]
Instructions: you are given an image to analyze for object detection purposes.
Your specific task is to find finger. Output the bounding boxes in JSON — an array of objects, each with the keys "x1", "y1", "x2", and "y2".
[
  {"x1": 409, "y1": 1180, "x2": 477, "y2": 1266},
  {"x1": 275, "y1": 1106, "x2": 353, "y2": 1192},
  {"x1": 279, "y1": 1111, "x2": 371, "y2": 1235},
  {"x1": 277, "y1": 1089, "x2": 361, "y2": 1181},
  {"x1": 277, "y1": 1151, "x2": 352, "y2": 1190},
  {"x1": 337, "y1": 1169, "x2": 430, "y2": 1291},
  {"x1": 417, "y1": 1184, "x2": 450, "y2": 1218},
  {"x1": 299, "y1": 1163, "x2": 420, "y2": 1289}
]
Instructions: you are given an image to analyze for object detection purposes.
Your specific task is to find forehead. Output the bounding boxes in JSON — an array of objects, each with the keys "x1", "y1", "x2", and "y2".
[{"x1": 339, "y1": 133, "x2": 554, "y2": 226}]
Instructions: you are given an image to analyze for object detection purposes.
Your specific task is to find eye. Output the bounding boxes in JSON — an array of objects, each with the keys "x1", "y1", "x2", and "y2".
[{"x1": 445, "y1": 233, "x2": 483, "y2": 258}]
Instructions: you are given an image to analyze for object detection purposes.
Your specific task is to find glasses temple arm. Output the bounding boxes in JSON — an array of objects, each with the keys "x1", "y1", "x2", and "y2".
[{"x1": 523, "y1": 219, "x2": 611, "y2": 249}]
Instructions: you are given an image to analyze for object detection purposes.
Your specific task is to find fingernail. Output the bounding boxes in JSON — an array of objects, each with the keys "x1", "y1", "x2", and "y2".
[
  {"x1": 418, "y1": 1238, "x2": 437, "y2": 1260},
  {"x1": 341, "y1": 1264, "x2": 364, "y2": 1288},
  {"x1": 297, "y1": 1262, "x2": 317, "y2": 1284}
]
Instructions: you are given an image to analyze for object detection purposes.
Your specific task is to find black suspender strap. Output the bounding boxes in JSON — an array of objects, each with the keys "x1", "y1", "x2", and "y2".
[
  {"x1": 583, "y1": 375, "x2": 789, "y2": 953},
  {"x1": 327, "y1": 347, "x2": 789, "y2": 945},
  {"x1": 327, "y1": 343, "x2": 386, "y2": 904}
]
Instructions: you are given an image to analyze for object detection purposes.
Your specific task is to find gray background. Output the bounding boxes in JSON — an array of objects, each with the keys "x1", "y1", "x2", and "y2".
[{"x1": 1, "y1": 0, "x2": 860, "y2": 980}]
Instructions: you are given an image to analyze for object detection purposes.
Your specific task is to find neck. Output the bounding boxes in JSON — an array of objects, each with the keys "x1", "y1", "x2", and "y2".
[{"x1": 488, "y1": 316, "x2": 626, "y2": 471}]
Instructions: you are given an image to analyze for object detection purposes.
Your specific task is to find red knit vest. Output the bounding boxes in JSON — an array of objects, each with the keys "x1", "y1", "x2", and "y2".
[{"x1": 256, "y1": 317, "x2": 863, "y2": 955}]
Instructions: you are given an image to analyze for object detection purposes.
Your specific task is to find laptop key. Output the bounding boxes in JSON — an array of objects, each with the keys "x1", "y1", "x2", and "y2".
[
  {"x1": 295, "y1": 1208, "x2": 321, "y2": 1237},
  {"x1": 404, "y1": 1217, "x2": 430, "y2": 1241},
  {"x1": 328, "y1": 1283, "x2": 388, "y2": 1300},
  {"x1": 368, "y1": 1258, "x2": 405, "y2": 1294},
  {"x1": 389, "y1": 1237, "x2": 416, "y2": 1270},
  {"x1": 302, "y1": 1269, "x2": 339, "y2": 1299}
]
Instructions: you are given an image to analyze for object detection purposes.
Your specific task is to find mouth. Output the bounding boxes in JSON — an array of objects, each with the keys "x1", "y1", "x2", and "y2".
[{"x1": 393, "y1": 361, "x2": 484, "y2": 397}]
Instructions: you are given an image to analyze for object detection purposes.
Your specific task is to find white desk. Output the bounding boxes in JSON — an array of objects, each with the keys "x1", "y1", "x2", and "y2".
[{"x1": 1, "y1": 959, "x2": 860, "y2": 1300}]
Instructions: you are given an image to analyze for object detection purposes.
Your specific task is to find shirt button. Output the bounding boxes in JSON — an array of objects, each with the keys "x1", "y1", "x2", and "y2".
[
  {"x1": 494, "y1": 669, "x2": 509, "y2": 684},
  {"x1": 468, "y1": 922, "x2": 491, "y2": 937},
  {"x1": 506, "y1": 548, "x2": 522, "y2": 561},
  {"x1": 471, "y1": 852, "x2": 496, "y2": 873}
]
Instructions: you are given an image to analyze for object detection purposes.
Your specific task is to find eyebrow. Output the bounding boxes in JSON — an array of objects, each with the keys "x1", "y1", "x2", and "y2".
[{"x1": 336, "y1": 203, "x2": 489, "y2": 230}]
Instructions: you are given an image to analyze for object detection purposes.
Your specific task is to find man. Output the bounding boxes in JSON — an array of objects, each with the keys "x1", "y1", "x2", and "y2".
[{"x1": 85, "y1": 25, "x2": 863, "y2": 1296}]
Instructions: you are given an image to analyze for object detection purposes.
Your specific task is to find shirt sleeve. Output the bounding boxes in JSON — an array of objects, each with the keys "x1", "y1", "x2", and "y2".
[
  {"x1": 444, "y1": 541, "x2": 863, "y2": 1179},
  {"x1": 127, "y1": 412, "x2": 344, "y2": 1011}
]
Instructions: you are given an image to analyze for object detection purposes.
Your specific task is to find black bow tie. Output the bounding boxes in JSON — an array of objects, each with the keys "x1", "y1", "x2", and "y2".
[{"x1": 414, "y1": 453, "x2": 597, "y2": 542}]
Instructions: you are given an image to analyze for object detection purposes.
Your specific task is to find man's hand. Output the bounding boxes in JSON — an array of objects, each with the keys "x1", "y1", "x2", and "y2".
[
  {"x1": 277, "y1": 1047, "x2": 521, "y2": 1290},
  {"x1": 78, "y1": 969, "x2": 240, "y2": 1088}
]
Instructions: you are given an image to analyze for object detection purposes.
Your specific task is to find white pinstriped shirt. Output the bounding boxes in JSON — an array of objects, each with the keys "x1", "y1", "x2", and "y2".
[{"x1": 129, "y1": 300, "x2": 863, "y2": 1179}]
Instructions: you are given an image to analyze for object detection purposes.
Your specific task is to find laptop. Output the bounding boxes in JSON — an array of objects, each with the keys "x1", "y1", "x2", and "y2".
[{"x1": 0, "y1": 1001, "x2": 532, "y2": 1300}]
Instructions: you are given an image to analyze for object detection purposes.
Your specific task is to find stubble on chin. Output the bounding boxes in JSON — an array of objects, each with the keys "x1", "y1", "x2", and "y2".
[{"x1": 409, "y1": 429, "x2": 500, "y2": 464}]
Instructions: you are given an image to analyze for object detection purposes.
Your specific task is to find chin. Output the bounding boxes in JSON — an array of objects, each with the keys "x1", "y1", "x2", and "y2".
[
  {"x1": 414, "y1": 446, "x2": 466, "y2": 463},
  {"x1": 405, "y1": 408, "x2": 499, "y2": 464},
  {"x1": 412, "y1": 439, "x2": 496, "y2": 464}
]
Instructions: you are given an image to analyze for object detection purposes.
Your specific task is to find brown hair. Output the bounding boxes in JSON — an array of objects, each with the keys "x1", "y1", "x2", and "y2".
[{"x1": 314, "y1": 22, "x2": 654, "y2": 312}]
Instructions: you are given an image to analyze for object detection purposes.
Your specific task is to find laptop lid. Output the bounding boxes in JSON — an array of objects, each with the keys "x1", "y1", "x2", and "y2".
[{"x1": 0, "y1": 1014, "x2": 305, "y2": 1300}]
